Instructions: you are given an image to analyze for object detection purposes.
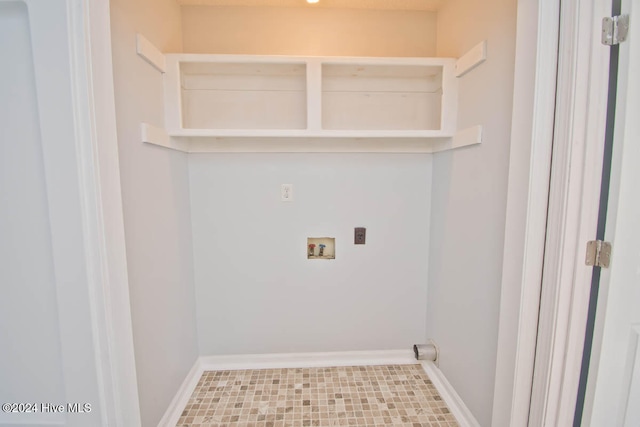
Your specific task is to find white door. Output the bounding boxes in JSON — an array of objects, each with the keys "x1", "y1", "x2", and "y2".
[{"x1": 580, "y1": 0, "x2": 640, "y2": 425}]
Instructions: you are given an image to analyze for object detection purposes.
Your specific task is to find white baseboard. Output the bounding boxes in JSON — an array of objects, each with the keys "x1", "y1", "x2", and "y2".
[
  {"x1": 420, "y1": 361, "x2": 481, "y2": 427},
  {"x1": 0, "y1": 423, "x2": 65, "y2": 426},
  {"x1": 158, "y1": 350, "x2": 478, "y2": 427},
  {"x1": 199, "y1": 349, "x2": 415, "y2": 371},
  {"x1": 157, "y1": 358, "x2": 203, "y2": 427}
]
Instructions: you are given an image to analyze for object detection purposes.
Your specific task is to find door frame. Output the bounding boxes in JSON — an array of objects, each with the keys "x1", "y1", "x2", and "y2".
[
  {"x1": 580, "y1": 0, "x2": 638, "y2": 423},
  {"x1": 492, "y1": 0, "x2": 560, "y2": 424},
  {"x1": 494, "y1": 0, "x2": 615, "y2": 425},
  {"x1": 64, "y1": 0, "x2": 141, "y2": 424},
  {"x1": 528, "y1": 0, "x2": 613, "y2": 423}
]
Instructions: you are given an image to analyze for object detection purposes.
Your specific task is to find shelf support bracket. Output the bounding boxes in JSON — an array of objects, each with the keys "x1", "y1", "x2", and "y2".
[
  {"x1": 430, "y1": 125, "x2": 483, "y2": 153},
  {"x1": 136, "y1": 33, "x2": 166, "y2": 73},
  {"x1": 141, "y1": 123, "x2": 189, "y2": 152},
  {"x1": 455, "y1": 41, "x2": 487, "y2": 78}
]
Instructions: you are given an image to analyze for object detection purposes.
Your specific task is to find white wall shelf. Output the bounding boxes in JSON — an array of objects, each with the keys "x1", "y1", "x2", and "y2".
[
  {"x1": 141, "y1": 122, "x2": 482, "y2": 153},
  {"x1": 139, "y1": 48, "x2": 486, "y2": 153}
]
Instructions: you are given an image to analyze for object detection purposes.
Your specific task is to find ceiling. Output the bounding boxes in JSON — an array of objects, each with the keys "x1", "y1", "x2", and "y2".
[{"x1": 176, "y1": 0, "x2": 444, "y2": 11}]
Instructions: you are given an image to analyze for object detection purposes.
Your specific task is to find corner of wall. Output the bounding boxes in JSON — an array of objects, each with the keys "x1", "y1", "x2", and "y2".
[
  {"x1": 109, "y1": 0, "x2": 196, "y2": 425},
  {"x1": 427, "y1": 0, "x2": 518, "y2": 425}
]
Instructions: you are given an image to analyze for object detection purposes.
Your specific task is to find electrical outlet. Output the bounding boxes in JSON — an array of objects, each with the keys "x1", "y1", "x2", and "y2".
[
  {"x1": 281, "y1": 184, "x2": 293, "y2": 201},
  {"x1": 355, "y1": 227, "x2": 366, "y2": 244}
]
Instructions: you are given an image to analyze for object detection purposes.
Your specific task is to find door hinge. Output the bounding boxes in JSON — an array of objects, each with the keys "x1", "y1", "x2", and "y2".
[
  {"x1": 586, "y1": 240, "x2": 612, "y2": 268},
  {"x1": 602, "y1": 14, "x2": 629, "y2": 46}
]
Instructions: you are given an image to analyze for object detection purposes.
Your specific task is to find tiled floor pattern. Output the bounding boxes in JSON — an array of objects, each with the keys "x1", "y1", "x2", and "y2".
[{"x1": 177, "y1": 364, "x2": 458, "y2": 426}]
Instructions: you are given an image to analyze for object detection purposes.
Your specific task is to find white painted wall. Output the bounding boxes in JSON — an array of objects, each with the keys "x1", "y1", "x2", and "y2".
[
  {"x1": 181, "y1": 8, "x2": 437, "y2": 356},
  {"x1": 0, "y1": 3, "x2": 65, "y2": 424},
  {"x1": 109, "y1": 1, "x2": 199, "y2": 425},
  {"x1": 181, "y1": 5, "x2": 437, "y2": 57},
  {"x1": 427, "y1": 0, "x2": 517, "y2": 425},
  {"x1": 189, "y1": 154, "x2": 432, "y2": 355},
  {"x1": 109, "y1": 4, "x2": 519, "y2": 424}
]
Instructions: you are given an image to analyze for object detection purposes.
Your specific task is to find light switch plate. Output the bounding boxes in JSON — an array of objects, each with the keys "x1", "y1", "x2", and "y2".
[{"x1": 281, "y1": 184, "x2": 293, "y2": 201}]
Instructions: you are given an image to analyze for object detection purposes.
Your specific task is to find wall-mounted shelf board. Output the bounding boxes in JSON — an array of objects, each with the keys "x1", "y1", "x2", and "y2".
[
  {"x1": 137, "y1": 43, "x2": 486, "y2": 153},
  {"x1": 141, "y1": 122, "x2": 482, "y2": 153}
]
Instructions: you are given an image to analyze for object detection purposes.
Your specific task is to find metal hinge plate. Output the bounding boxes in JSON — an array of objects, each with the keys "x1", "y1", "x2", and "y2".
[
  {"x1": 602, "y1": 15, "x2": 629, "y2": 45},
  {"x1": 586, "y1": 240, "x2": 612, "y2": 268}
]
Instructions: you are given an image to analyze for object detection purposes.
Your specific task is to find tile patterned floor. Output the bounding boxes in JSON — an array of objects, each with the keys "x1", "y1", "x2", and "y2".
[{"x1": 177, "y1": 364, "x2": 459, "y2": 426}]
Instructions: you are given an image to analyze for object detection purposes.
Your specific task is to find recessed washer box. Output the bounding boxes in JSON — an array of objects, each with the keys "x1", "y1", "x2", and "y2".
[{"x1": 307, "y1": 237, "x2": 335, "y2": 260}]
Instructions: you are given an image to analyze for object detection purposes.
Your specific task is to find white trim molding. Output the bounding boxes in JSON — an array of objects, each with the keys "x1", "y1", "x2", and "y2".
[
  {"x1": 492, "y1": 0, "x2": 560, "y2": 425},
  {"x1": 199, "y1": 350, "x2": 416, "y2": 371},
  {"x1": 585, "y1": 0, "x2": 640, "y2": 421},
  {"x1": 158, "y1": 359, "x2": 203, "y2": 427},
  {"x1": 82, "y1": 0, "x2": 142, "y2": 424},
  {"x1": 67, "y1": 0, "x2": 142, "y2": 424},
  {"x1": 528, "y1": 0, "x2": 612, "y2": 425},
  {"x1": 421, "y1": 361, "x2": 481, "y2": 427}
]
